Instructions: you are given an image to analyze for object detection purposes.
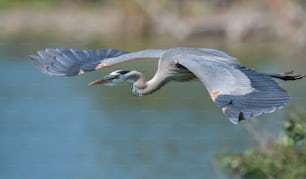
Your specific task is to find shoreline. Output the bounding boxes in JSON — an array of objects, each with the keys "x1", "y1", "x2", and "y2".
[{"x1": 1, "y1": 4, "x2": 306, "y2": 48}]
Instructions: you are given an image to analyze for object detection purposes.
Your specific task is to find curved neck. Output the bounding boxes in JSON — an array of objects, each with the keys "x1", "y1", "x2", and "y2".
[{"x1": 127, "y1": 71, "x2": 165, "y2": 96}]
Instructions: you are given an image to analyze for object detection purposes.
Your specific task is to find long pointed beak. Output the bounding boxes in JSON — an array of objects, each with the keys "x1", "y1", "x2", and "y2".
[{"x1": 88, "y1": 75, "x2": 118, "y2": 86}]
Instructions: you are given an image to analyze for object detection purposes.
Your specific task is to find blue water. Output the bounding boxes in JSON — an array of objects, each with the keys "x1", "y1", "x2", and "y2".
[{"x1": 0, "y1": 41, "x2": 305, "y2": 179}]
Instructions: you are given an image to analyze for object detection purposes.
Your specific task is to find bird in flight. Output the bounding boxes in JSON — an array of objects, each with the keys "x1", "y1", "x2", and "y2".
[{"x1": 30, "y1": 47, "x2": 304, "y2": 124}]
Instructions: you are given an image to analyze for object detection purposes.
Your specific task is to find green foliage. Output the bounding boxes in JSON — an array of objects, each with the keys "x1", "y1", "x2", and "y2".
[
  {"x1": 216, "y1": 109, "x2": 306, "y2": 179},
  {"x1": 0, "y1": 0, "x2": 54, "y2": 8},
  {"x1": 0, "y1": 0, "x2": 107, "y2": 8}
]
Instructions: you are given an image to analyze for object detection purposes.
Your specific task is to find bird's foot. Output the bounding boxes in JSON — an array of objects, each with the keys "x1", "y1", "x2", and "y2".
[{"x1": 271, "y1": 71, "x2": 305, "y2": 81}]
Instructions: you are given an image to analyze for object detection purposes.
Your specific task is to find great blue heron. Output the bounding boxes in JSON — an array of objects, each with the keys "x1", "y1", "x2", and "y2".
[{"x1": 30, "y1": 47, "x2": 304, "y2": 124}]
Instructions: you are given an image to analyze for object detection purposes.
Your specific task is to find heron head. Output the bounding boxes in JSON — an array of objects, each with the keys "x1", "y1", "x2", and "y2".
[{"x1": 88, "y1": 70, "x2": 130, "y2": 86}]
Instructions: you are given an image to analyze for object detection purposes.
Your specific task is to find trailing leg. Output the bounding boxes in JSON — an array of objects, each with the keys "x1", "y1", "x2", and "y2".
[{"x1": 267, "y1": 71, "x2": 304, "y2": 81}]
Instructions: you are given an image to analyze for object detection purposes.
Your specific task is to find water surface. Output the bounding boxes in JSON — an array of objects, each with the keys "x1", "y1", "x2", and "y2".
[{"x1": 0, "y1": 40, "x2": 305, "y2": 179}]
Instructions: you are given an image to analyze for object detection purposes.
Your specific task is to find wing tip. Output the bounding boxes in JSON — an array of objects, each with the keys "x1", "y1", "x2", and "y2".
[{"x1": 29, "y1": 54, "x2": 68, "y2": 76}]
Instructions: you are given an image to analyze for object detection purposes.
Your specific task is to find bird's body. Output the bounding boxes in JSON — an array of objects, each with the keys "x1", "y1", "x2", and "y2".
[{"x1": 30, "y1": 47, "x2": 304, "y2": 124}]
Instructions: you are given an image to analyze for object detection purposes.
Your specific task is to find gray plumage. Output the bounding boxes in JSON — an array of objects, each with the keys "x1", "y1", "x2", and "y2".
[
  {"x1": 30, "y1": 48, "x2": 127, "y2": 76},
  {"x1": 29, "y1": 47, "x2": 304, "y2": 124}
]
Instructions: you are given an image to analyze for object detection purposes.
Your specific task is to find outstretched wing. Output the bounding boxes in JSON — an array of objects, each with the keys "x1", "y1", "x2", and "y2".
[
  {"x1": 30, "y1": 48, "x2": 127, "y2": 76},
  {"x1": 30, "y1": 48, "x2": 165, "y2": 76},
  {"x1": 177, "y1": 51, "x2": 289, "y2": 124}
]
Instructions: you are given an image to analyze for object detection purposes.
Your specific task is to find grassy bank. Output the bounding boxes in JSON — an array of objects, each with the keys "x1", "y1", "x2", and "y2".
[{"x1": 216, "y1": 108, "x2": 306, "y2": 179}]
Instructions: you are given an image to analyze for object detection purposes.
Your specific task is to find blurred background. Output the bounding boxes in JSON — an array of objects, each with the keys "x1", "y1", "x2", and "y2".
[{"x1": 0, "y1": 0, "x2": 305, "y2": 178}]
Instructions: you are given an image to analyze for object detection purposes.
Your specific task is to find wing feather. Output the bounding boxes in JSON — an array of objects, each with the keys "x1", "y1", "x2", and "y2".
[
  {"x1": 30, "y1": 48, "x2": 128, "y2": 76},
  {"x1": 30, "y1": 48, "x2": 165, "y2": 76},
  {"x1": 177, "y1": 52, "x2": 288, "y2": 124}
]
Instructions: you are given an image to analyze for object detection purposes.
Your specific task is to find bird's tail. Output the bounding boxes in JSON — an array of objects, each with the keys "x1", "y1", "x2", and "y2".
[{"x1": 267, "y1": 71, "x2": 305, "y2": 81}]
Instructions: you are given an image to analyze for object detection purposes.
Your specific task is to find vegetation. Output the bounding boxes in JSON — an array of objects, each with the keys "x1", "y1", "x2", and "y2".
[
  {"x1": 1, "y1": 0, "x2": 306, "y2": 47},
  {"x1": 216, "y1": 109, "x2": 306, "y2": 179}
]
